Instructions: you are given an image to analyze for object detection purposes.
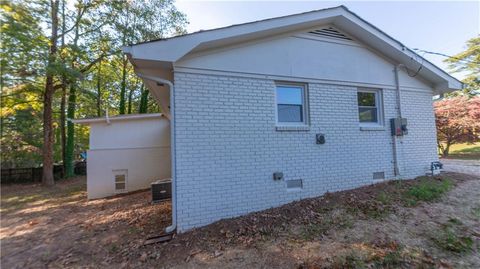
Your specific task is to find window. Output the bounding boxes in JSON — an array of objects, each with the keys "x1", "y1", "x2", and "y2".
[
  {"x1": 357, "y1": 89, "x2": 382, "y2": 125},
  {"x1": 276, "y1": 84, "x2": 307, "y2": 125},
  {"x1": 113, "y1": 169, "x2": 127, "y2": 192}
]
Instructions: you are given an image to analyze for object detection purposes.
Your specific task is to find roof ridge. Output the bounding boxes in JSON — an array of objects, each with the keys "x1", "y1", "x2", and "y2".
[{"x1": 128, "y1": 5, "x2": 347, "y2": 46}]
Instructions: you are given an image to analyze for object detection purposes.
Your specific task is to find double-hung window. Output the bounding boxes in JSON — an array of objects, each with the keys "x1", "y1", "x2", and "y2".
[
  {"x1": 276, "y1": 83, "x2": 308, "y2": 125},
  {"x1": 357, "y1": 88, "x2": 383, "y2": 126}
]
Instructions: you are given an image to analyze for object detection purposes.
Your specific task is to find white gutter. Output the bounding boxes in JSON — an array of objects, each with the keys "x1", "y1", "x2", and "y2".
[
  {"x1": 136, "y1": 73, "x2": 177, "y2": 234},
  {"x1": 71, "y1": 113, "x2": 164, "y2": 125}
]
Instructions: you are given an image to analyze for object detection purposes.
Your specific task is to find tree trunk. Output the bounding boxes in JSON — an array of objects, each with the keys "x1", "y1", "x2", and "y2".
[
  {"x1": 64, "y1": 2, "x2": 81, "y2": 178},
  {"x1": 442, "y1": 142, "x2": 451, "y2": 157},
  {"x1": 119, "y1": 56, "x2": 127, "y2": 114},
  {"x1": 43, "y1": 78, "x2": 55, "y2": 186},
  {"x1": 127, "y1": 85, "x2": 134, "y2": 114},
  {"x1": 138, "y1": 83, "x2": 148, "y2": 113},
  {"x1": 96, "y1": 61, "x2": 102, "y2": 117},
  {"x1": 60, "y1": 0, "x2": 66, "y2": 172},
  {"x1": 65, "y1": 84, "x2": 76, "y2": 177},
  {"x1": 60, "y1": 87, "x2": 66, "y2": 170},
  {"x1": 42, "y1": 0, "x2": 59, "y2": 186},
  {"x1": 119, "y1": 5, "x2": 129, "y2": 115}
]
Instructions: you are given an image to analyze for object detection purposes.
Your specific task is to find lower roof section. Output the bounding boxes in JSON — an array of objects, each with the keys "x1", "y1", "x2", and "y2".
[{"x1": 71, "y1": 113, "x2": 165, "y2": 125}]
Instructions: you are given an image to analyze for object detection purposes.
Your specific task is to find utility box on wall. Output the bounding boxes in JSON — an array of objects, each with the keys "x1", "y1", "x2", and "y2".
[{"x1": 390, "y1": 117, "x2": 408, "y2": 136}]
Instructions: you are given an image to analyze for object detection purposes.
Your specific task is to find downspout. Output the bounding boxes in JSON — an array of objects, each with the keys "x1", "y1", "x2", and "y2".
[
  {"x1": 392, "y1": 64, "x2": 404, "y2": 177},
  {"x1": 136, "y1": 73, "x2": 177, "y2": 233},
  {"x1": 394, "y1": 65, "x2": 404, "y2": 118}
]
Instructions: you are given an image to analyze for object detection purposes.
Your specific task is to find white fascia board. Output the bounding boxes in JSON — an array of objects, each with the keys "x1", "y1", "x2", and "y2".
[
  {"x1": 124, "y1": 7, "x2": 344, "y2": 62},
  {"x1": 335, "y1": 12, "x2": 462, "y2": 91},
  {"x1": 124, "y1": 6, "x2": 461, "y2": 92},
  {"x1": 71, "y1": 113, "x2": 164, "y2": 125}
]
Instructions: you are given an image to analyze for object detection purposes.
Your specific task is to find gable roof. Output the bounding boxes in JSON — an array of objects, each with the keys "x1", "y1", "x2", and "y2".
[{"x1": 123, "y1": 5, "x2": 462, "y2": 92}]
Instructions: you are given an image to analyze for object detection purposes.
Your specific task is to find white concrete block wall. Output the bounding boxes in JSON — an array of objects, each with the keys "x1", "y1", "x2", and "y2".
[
  {"x1": 87, "y1": 147, "x2": 171, "y2": 199},
  {"x1": 173, "y1": 72, "x2": 438, "y2": 232},
  {"x1": 399, "y1": 90, "x2": 439, "y2": 178},
  {"x1": 86, "y1": 116, "x2": 171, "y2": 199}
]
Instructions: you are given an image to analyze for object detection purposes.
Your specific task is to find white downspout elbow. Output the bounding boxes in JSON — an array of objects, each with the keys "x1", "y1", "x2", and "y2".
[{"x1": 136, "y1": 73, "x2": 177, "y2": 233}]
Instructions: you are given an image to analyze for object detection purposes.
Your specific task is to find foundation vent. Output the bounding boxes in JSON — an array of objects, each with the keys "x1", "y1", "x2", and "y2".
[
  {"x1": 113, "y1": 169, "x2": 127, "y2": 192},
  {"x1": 286, "y1": 179, "x2": 303, "y2": 189},
  {"x1": 373, "y1": 172, "x2": 385, "y2": 180},
  {"x1": 308, "y1": 27, "x2": 353, "y2": 41}
]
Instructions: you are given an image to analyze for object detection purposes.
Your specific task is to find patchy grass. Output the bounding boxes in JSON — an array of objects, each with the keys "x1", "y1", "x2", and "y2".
[
  {"x1": 442, "y1": 143, "x2": 480, "y2": 160},
  {"x1": 371, "y1": 243, "x2": 409, "y2": 268},
  {"x1": 471, "y1": 205, "x2": 480, "y2": 220},
  {"x1": 376, "y1": 191, "x2": 391, "y2": 204},
  {"x1": 431, "y1": 218, "x2": 475, "y2": 253},
  {"x1": 297, "y1": 176, "x2": 457, "y2": 241},
  {"x1": 2, "y1": 172, "x2": 479, "y2": 269},
  {"x1": 299, "y1": 208, "x2": 355, "y2": 240},
  {"x1": 0, "y1": 178, "x2": 87, "y2": 215},
  {"x1": 330, "y1": 250, "x2": 367, "y2": 269},
  {"x1": 403, "y1": 177, "x2": 453, "y2": 206},
  {"x1": 304, "y1": 240, "x2": 433, "y2": 269}
]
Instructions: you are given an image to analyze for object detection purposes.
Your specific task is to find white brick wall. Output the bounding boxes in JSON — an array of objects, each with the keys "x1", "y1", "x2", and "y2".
[{"x1": 173, "y1": 72, "x2": 438, "y2": 232}]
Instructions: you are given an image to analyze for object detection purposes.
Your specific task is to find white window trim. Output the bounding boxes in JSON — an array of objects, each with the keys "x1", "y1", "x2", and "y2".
[
  {"x1": 274, "y1": 82, "x2": 309, "y2": 128},
  {"x1": 357, "y1": 88, "x2": 384, "y2": 128}
]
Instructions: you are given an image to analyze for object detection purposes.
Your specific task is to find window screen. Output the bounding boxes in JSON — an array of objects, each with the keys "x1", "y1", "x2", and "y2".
[
  {"x1": 276, "y1": 85, "x2": 305, "y2": 123},
  {"x1": 358, "y1": 91, "x2": 379, "y2": 123}
]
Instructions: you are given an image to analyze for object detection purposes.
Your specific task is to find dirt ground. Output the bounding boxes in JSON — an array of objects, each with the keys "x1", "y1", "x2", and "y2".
[
  {"x1": 1, "y1": 172, "x2": 479, "y2": 268},
  {"x1": 1, "y1": 178, "x2": 171, "y2": 268}
]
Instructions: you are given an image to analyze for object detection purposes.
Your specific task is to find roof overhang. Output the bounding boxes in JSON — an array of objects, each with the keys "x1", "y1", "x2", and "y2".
[{"x1": 123, "y1": 5, "x2": 462, "y2": 93}]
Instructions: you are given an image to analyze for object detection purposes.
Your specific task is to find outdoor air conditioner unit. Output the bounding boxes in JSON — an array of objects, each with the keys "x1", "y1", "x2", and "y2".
[{"x1": 151, "y1": 178, "x2": 172, "y2": 203}]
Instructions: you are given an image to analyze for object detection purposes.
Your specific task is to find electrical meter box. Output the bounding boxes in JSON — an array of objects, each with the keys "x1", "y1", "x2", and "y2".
[{"x1": 390, "y1": 118, "x2": 408, "y2": 136}]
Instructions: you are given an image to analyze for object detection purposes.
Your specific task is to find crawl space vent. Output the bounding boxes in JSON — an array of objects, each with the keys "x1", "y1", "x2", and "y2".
[
  {"x1": 113, "y1": 169, "x2": 127, "y2": 192},
  {"x1": 286, "y1": 179, "x2": 303, "y2": 189},
  {"x1": 373, "y1": 172, "x2": 385, "y2": 180},
  {"x1": 308, "y1": 27, "x2": 353, "y2": 41}
]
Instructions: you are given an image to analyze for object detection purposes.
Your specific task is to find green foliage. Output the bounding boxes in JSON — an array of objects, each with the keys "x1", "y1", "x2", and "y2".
[
  {"x1": 434, "y1": 96, "x2": 480, "y2": 157},
  {"x1": 445, "y1": 36, "x2": 480, "y2": 97},
  {"x1": 404, "y1": 178, "x2": 453, "y2": 206},
  {"x1": 1, "y1": 0, "x2": 187, "y2": 169}
]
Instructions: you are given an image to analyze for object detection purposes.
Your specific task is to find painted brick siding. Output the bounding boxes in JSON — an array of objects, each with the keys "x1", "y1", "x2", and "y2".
[{"x1": 173, "y1": 72, "x2": 438, "y2": 232}]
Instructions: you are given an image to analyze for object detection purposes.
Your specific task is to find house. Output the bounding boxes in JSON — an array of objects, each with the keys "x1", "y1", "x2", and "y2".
[
  {"x1": 72, "y1": 113, "x2": 171, "y2": 199},
  {"x1": 78, "y1": 6, "x2": 462, "y2": 232}
]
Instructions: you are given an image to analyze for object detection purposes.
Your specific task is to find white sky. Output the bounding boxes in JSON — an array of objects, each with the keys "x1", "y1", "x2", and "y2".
[{"x1": 176, "y1": 0, "x2": 480, "y2": 80}]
